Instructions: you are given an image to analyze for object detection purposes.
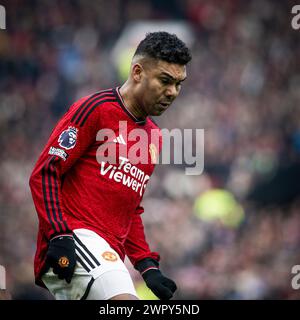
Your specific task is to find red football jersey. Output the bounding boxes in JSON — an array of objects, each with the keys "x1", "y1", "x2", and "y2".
[{"x1": 29, "y1": 87, "x2": 161, "y2": 286}]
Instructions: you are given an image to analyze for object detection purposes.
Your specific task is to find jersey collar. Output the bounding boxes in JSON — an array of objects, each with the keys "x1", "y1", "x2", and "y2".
[{"x1": 113, "y1": 87, "x2": 146, "y2": 125}]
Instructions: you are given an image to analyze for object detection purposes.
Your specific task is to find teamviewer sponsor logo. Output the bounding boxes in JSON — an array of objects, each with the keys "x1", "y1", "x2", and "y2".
[{"x1": 100, "y1": 156, "x2": 150, "y2": 196}]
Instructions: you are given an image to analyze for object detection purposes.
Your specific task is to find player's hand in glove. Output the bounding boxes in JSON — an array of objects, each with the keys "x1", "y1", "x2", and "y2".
[
  {"x1": 135, "y1": 258, "x2": 177, "y2": 300},
  {"x1": 45, "y1": 234, "x2": 76, "y2": 283}
]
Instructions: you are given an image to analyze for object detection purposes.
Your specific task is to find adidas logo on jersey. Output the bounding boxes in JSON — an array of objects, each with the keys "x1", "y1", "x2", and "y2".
[{"x1": 113, "y1": 134, "x2": 126, "y2": 145}]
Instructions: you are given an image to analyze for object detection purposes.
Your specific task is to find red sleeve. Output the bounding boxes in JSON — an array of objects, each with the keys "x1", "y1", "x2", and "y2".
[
  {"x1": 124, "y1": 205, "x2": 160, "y2": 266},
  {"x1": 29, "y1": 91, "x2": 112, "y2": 239}
]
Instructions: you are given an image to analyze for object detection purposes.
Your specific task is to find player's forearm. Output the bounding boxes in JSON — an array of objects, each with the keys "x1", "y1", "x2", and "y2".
[
  {"x1": 29, "y1": 155, "x2": 72, "y2": 239},
  {"x1": 124, "y1": 211, "x2": 160, "y2": 265}
]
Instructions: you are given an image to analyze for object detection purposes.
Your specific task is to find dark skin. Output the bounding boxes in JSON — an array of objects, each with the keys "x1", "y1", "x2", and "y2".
[{"x1": 119, "y1": 55, "x2": 187, "y2": 120}]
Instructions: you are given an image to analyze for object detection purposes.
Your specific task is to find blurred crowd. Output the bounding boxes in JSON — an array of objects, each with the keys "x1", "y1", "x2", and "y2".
[{"x1": 0, "y1": 0, "x2": 300, "y2": 299}]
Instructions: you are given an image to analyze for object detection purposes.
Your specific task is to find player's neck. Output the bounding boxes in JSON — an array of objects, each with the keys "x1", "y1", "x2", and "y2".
[{"x1": 119, "y1": 83, "x2": 147, "y2": 120}]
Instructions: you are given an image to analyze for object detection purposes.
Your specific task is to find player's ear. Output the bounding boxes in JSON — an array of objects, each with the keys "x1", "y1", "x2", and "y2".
[{"x1": 132, "y1": 63, "x2": 143, "y2": 83}]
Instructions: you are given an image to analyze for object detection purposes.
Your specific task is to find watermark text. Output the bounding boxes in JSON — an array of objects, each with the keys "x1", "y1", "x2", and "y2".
[
  {"x1": 0, "y1": 5, "x2": 6, "y2": 30},
  {"x1": 291, "y1": 265, "x2": 300, "y2": 289},
  {"x1": 95, "y1": 121, "x2": 204, "y2": 175},
  {"x1": 291, "y1": 5, "x2": 300, "y2": 30}
]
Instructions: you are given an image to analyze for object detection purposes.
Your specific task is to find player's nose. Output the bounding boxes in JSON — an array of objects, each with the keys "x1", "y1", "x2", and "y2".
[{"x1": 165, "y1": 84, "x2": 179, "y2": 100}]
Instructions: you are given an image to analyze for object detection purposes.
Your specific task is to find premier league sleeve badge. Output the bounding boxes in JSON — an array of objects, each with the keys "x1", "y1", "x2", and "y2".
[{"x1": 58, "y1": 126, "x2": 78, "y2": 150}]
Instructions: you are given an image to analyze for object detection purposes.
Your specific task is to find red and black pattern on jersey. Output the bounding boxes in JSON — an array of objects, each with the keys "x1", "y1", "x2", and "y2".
[
  {"x1": 71, "y1": 89, "x2": 116, "y2": 127},
  {"x1": 29, "y1": 87, "x2": 161, "y2": 286},
  {"x1": 34, "y1": 89, "x2": 117, "y2": 238},
  {"x1": 41, "y1": 156, "x2": 70, "y2": 234}
]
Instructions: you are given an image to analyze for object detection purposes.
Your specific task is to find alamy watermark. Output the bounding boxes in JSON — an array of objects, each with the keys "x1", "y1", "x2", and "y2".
[
  {"x1": 0, "y1": 265, "x2": 6, "y2": 290},
  {"x1": 0, "y1": 5, "x2": 5, "y2": 30},
  {"x1": 291, "y1": 265, "x2": 300, "y2": 289},
  {"x1": 95, "y1": 121, "x2": 204, "y2": 176},
  {"x1": 291, "y1": 5, "x2": 300, "y2": 30}
]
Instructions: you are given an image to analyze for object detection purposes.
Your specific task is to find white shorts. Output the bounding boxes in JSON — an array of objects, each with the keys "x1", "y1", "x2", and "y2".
[{"x1": 42, "y1": 228, "x2": 137, "y2": 300}]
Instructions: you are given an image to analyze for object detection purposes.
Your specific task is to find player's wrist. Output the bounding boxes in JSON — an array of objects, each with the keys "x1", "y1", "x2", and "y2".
[
  {"x1": 135, "y1": 257, "x2": 159, "y2": 275},
  {"x1": 135, "y1": 262, "x2": 177, "y2": 300},
  {"x1": 50, "y1": 232, "x2": 73, "y2": 242},
  {"x1": 51, "y1": 233, "x2": 73, "y2": 241}
]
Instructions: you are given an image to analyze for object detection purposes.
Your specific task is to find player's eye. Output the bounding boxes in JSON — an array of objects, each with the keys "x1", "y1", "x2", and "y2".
[{"x1": 160, "y1": 78, "x2": 171, "y2": 85}]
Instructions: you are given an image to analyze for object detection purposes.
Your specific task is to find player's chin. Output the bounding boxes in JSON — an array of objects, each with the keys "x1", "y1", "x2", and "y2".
[{"x1": 151, "y1": 106, "x2": 169, "y2": 116}]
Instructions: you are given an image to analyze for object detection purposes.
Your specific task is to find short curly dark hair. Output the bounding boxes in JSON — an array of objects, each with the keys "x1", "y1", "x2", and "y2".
[{"x1": 134, "y1": 31, "x2": 192, "y2": 65}]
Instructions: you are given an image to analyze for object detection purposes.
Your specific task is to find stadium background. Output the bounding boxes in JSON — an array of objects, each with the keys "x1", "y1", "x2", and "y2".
[{"x1": 0, "y1": 0, "x2": 300, "y2": 299}]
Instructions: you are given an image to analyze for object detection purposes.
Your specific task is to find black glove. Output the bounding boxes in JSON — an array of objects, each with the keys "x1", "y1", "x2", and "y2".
[
  {"x1": 45, "y1": 234, "x2": 76, "y2": 284},
  {"x1": 135, "y1": 258, "x2": 177, "y2": 300}
]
